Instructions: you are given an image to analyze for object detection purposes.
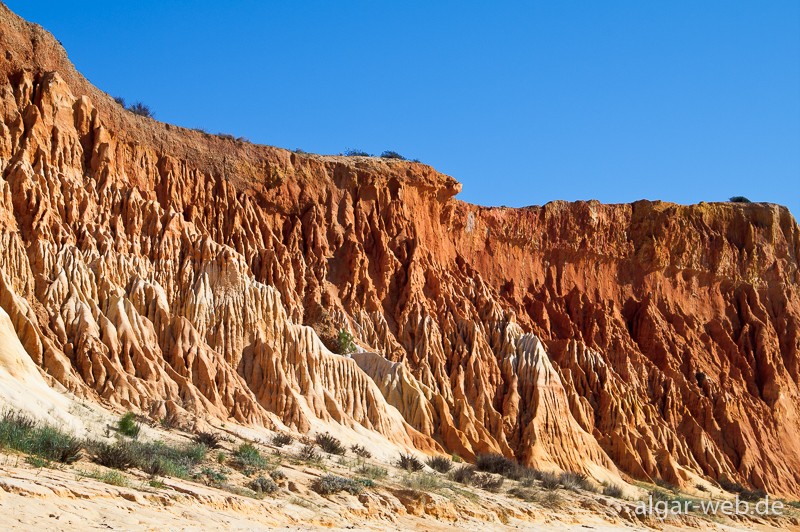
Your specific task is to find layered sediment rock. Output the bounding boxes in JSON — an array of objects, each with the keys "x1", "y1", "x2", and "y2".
[{"x1": 1, "y1": 3, "x2": 799, "y2": 496}]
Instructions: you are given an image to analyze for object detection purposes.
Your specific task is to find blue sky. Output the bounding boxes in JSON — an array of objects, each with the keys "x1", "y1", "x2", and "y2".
[{"x1": 7, "y1": 1, "x2": 800, "y2": 215}]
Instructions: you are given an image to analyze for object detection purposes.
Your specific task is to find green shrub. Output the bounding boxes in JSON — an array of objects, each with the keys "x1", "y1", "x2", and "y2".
[
  {"x1": 396, "y1": 453, "x2": 424, "y2": 472},
  {"x1": 350, "y1": 444, "x2": 371, "y2": 458},
  {"x1": 473, "y1": 472, "x2": 504, "y2": 492},
  {"x1": 193, "y1": 431, "x2": 221, "y2": 449},
  {"x1": 0, "y1": 411, "x2": 35, "y2": 441},
  {"x1": 558, "y1": 471, "x2": 595, "y2": 492},
  {"x1": 508, "y1": 486, "x2": 534, "y2": 501},
  {"x1": 539, "y1": 471, "x2": 560, "y2": 490},
  {"x1": 336, "y1": 329, "x2": 356, "y2": 355},
  {"x1": 538, "y1": 491, "x2": 564, "y2": 509},
  {"x1": 509, "y1": 486, "x2": 563, "y2": 507},
  {"x1": 380, "y1": 150, "x2": 406, "y2": 160},
  {"x1": 356, "y1": 464, "x2": 388, "y2": 480},
  {"x1": 718, "y1": 476, "x2": 745, "y2": 493},
  {"x1": 315, "y1": 433, "x2": 346, "y2": 455},
  {"x1": 142, "y1": 456, "x2": 173, "y2": 477},
  {"x1": 128, "y1": 102, "x2": 153, "y2": 118},
  {"x1": 451, "y1": 465, "x2": 476, "y2": 485},
  {"x1": 28, "y1": 425, "x2": 83, "y2": 464},
  {"x1": 25, "y1": 455, "x2": 50, "y2": 468},
  {"x1": 195, "y1": 466, "x2": 227, "y2": 485},
  {"x1": 655, "y1": 478, "x2": 679, "y2": 492},
  {"x1": 474, "y1": 453, "x2": 539, "y2": 480},
  {"x1": 475, "y1": 454, "x2": 516, "y2": 476},
  {"x1": 729, "y1": 196, "x2": 751, "y2": 203},
  {"x1": 603, "y1": 483, "x2": 624, "y2": 498},
  {"x1": 184, "y1": 443, "x2": 207, "y2": 462},
  {"x1": 117, "y1": 412, "x2": 141, "y2": 438},
  {"x1": 98, "y1": 439, "x2": 204, "y2": 478},
  {"x1": 298, "y1": 444, "x2": 321, "y2": 462},
  {"x1": 402, "y1": 472, "x2": 445, "y2": 492},
  {"x1": 0, "y1": 411, "x2": 82, "y2": 464},
  {"x1": 249, "y1": 475, "x2": 278, "y2": 494},
  {"x1": 232, "y1": 443, "x2": 268, "y2": 475},
  {"x1": 90, "y1": 441, "x2": 138, "y2": 470},
  {"x1": 740, "y1": 488, "x2": 767, "y2": 502},
  {"x1": 311, "y1": 474, "x2": 363, "y2": 495},
  {"x1": 269, "y1": 469, "x2": 286, "y2": 481},
  {"x1": 344, "y1": 148, "x2": 371, "y2": 157},
  {"x1": 426, "y1": 456, "x2": 453, "y2": 474},
  {"x1": 271, "y1": 433, "x2": 293, "y2": 447},
  {"x1": 98, "y1": 470, "x2": 129, "y2": 487}
]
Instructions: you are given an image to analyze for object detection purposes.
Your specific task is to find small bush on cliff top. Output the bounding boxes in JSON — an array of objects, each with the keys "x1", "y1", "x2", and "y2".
[
  {"x1": 729, "y1": 196, "x2": 751, "y2": 203},
  {"x1": 380, "y1": 150, "x2": 406, "y2": 160},
  {"x1": 344, "y1": 148, "x2": 372, "y2": 157},
  {"x1": 128, "y1": 102, "x2": 154, "y2": 118}
]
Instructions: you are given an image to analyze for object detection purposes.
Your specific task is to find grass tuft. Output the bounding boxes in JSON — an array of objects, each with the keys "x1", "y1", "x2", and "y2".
[
  {"x1": 231, "y1": 443, "x2": 269, "y2": 475},
  {"x1": 350, "y1": 444, "x2": 371, "y2": 458},
  {"x1": 396, "y1": 453, "x2": 424, "y2": 472},
  {"x1": 426, "y1": 455, "x2": 453, "y2": 474},
  {"x1": 315, "y1": 432, "x2": 346, "y2": 455},
  {"x1": 0, "y1": 410, "x2": 82, "y2": 464},
  {"x1": 602, "y1": 483, "x2": 624, "y2": 498},
  {"x1": 271, "y1": 433, "x2": 293, "y2": 447},
  {"x1": 193, "y1": 431, "x2": 221, "y2": 449}
]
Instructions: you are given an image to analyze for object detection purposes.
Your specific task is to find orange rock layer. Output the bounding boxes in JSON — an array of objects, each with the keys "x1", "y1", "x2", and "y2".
[{"x1": 1, "y1": 4, "x2": 799, "y2": 496}]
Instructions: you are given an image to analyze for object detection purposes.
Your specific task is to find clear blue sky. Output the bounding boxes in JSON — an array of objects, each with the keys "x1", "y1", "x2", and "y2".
[{"x1": 7, "y1": 1, "x2": 800, "y2": 215}]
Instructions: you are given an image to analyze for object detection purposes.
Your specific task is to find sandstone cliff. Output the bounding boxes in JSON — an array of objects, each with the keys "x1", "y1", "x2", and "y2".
[{"x1": 1, "y1": 3, "x2": 799, "y2": 497}]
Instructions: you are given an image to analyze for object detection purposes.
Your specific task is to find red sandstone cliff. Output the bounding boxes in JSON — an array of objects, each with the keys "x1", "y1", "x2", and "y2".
[{"x1": 1, "y1": 3, "x2": 799, "y2": 497}]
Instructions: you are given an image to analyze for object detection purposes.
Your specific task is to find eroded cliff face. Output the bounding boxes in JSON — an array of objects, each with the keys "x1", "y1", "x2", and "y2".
[{"x1": 1, "y1": 4, "x2": 799, "y2": 496}]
